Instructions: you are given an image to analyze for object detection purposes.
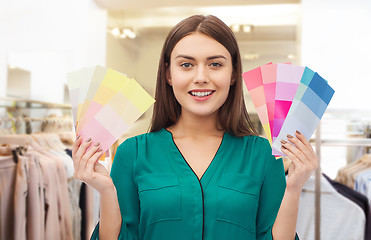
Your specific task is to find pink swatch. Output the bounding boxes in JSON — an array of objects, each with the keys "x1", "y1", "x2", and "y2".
[
  {"x1": 242, "y1": 66, "x2": 271, "y2": 139},
  {"x1": 272, "y1": 64, "x2": 305, "y2": 143}
]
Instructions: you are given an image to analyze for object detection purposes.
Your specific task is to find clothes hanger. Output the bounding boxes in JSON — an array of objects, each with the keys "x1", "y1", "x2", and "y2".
[{"x1": 0, "y1": 135, "x2": 31, "y2": 162}]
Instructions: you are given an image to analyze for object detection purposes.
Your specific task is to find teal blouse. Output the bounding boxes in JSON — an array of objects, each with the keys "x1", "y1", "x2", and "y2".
[{"x1": 91, "y1": 128, "x2": 299, "y2": 240}]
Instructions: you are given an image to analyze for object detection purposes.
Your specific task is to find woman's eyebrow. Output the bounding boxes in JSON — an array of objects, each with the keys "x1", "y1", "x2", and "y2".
[
  {"x1": 175, "y1": 55, "x2": 195, "y2": 60},
  {"x1": 207, "y1": 55, "x2": 227, "y2": 60},
  {"x1": 175, "y1": 55, "x2": 227, "y2": 60}
]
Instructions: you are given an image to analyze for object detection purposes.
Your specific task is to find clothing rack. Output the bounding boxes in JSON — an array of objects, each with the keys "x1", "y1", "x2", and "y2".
[
  {"x1": 313, "y1": 109, "x2": 371, "y2": 240},
  {"x1": 0, "y1": 96, "x2": 74, "y2": 141},
  {"x1": 0, "y1": 96, "x2": 72, "y2": 110},
  {"x1": 0, "y1": 96, "x2": 96, "y2": 240}
]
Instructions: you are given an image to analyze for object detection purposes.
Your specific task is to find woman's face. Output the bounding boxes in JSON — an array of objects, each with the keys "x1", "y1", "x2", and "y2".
[{"x1": 167, "y1": 32, "x2": 234, "y2": 119}]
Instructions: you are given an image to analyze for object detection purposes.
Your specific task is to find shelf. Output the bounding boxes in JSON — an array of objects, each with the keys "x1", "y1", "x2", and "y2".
[{"x1": 0, "y1": 96, "x2": 71, "y2": 109}]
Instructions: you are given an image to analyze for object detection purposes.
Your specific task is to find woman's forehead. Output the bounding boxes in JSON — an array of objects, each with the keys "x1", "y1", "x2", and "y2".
[{"x1": 171, "y1": 32, "x2": 230, "y2": 60}]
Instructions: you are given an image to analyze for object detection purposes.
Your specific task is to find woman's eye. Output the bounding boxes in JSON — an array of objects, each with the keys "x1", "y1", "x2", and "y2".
[
  {"x1": 210, "y1": 62, "x2": 222, "y2": 67},
  {"x1": 181, "y1": 63, "x2": 192, "y2": 68}
]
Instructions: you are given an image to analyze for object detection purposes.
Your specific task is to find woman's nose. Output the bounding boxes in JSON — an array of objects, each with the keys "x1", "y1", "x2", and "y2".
[{"x1": 193, "y1": 65, "x2": 209, "y2": 84}]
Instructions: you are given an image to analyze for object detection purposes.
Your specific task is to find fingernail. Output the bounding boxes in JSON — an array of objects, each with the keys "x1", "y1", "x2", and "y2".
[
  {"x1": 281, "y1": 145, "x2": 287, "y2": 150},
  {"x1": 86, "y1": 138, "x2": 92, "y2": 142},
  {"x1": 97, "y1": 149, "x2": 103, "y2": 153},
  {"x1": 281, "y1": 140, "x2": 287, "y2": 144},
  {"x1": 94, "y1": 142, "x2": 100, "y2": 147},
  {"x1": 296, "y1": 130, "x2": 301, "y2": 135},
  {"x1": 287, "y1": 134, "x2": 293, "y2": 139},
  {"x1": 76, "y1": 135, "x2": 80, "y2": 140}
]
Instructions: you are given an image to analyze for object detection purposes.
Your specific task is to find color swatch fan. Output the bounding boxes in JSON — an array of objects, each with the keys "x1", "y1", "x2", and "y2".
[
  {"x1": 67, "y1": 65, "x2": 155, "y2": 154},
  {"x1": 242, "y1": 63, "x2": 335, "y2": 156}
]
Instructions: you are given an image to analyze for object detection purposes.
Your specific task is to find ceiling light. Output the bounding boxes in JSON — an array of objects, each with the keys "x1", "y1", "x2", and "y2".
[
  {"x1": 8, "y1": 65, "x2": 17, "y2": 69},
  {"x1": 242, "y1": 25, "x2": 252, "y2": 33},
  {"x1": 231, "y1": 24, "x2": 240, "y2": 33},
  {"x1": 123, "y1": 28, "x2": 136, "y2": 39},
  {"x1": 111, "y1": 27, "x2": 120, "y2": 37},
  {"x1": 287, "y1": 54, "x2": 295, "y2": 59}
]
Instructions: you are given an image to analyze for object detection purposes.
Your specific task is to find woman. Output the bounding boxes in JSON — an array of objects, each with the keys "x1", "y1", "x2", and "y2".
[{"x1": 73, "y1": 15, "x2": 318, "y2": 240}]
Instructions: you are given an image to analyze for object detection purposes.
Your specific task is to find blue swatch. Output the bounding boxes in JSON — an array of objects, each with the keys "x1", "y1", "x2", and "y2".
[
  {"x1": 301, "y1": 87, "x2": 328, "y2": 119},
  {"x1": 301, "y1": 67, "x2": 315, "y2": 86},
  {"x1": 308, "y1": 73, "x2": 335, "y2": 105}
]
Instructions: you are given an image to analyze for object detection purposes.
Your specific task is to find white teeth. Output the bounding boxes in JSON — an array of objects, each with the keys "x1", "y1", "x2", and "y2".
[{"x1": 190, "y1": 91, "x2": 213, "y2": 97}]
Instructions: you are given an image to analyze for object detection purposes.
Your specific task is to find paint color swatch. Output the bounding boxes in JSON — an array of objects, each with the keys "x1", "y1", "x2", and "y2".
[
  {"x1": 242, "y1": 63, "x2": 272, "y2": 142},
  {"x1": 242, "y1": 63, "x2": 334, "y2": 156},
  {"x1": 67, "y1": 66, "x2": 155, "y2": 154}
]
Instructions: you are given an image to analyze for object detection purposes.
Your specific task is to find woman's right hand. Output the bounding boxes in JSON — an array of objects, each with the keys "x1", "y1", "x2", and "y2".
[{"x1": 72, "y1": 136, "x2": 115, "y2": 194}]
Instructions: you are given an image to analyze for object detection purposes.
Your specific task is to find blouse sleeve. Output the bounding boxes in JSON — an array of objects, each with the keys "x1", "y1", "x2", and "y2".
[
  {"x1": 90, "y1": 137, "x2": 140, "y2": 240},
  {"x1": 256, "y1": 139, "x2": 300, "y2": 240}
]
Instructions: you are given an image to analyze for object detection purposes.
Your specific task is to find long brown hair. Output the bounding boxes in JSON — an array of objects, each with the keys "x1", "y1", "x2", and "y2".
[{"x1": 150, "y1": 15, "x2": 258, "y2": 137}]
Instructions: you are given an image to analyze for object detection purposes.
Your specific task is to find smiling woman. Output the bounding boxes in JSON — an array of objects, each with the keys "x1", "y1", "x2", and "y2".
[{"x1": 73, "y1": 14, "x2": 317, "y2": 240}]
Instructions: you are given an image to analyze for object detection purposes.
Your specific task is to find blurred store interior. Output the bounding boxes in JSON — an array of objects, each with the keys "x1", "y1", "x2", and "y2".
[{"x1": 1, "y1": 0, "x2": 371, "y2": 239}]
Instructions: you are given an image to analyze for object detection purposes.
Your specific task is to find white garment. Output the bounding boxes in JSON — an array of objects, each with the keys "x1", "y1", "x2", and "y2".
[
  {"x1": 50, "y1": 150, "x2": 82, "y2": 240},
  {"x1": 49, "y1": 150, "x2": 74, "y2": 179},
  {"x1": 355, "y1": 169, "x2": 371, "y2": 207},
  {"x1": 296, "y1": 175, "x2": 365, "y2": 240}
]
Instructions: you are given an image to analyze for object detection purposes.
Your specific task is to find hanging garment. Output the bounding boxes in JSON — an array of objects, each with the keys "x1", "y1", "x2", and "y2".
[
  {"x1": 65, "y1": 148, "x2": 83, "y2": 240},
  {"x1": 336, "y1": 154, "x2": 371, "y2": 188},
  {"x1": 28, "y1": 145, "x2": 62, "y2": 240},
  {"x1": 91, "y1": 128, "x2": 299, "y2": 240},
  {"x1": 24, "y1": 152, "x2": 45, "y2": 240},
  {"x1": 29, "y1": 141, "x2": 73, "y2": 240},
  {"x1": 355, "y1": 169, "x2": 371, "y2": 208},
  {"x1": 0, "y1": 121, "x2": 80, "y2": 240},
  {"x1": 296, "y1": 174, "x2": 366, "y2": 240},
  {"x1": 0, "y1": 148, "x2": 28, "y2": 240},
  {"x1": 323, "y1": 174, "x2": 371, "y2": 240}
]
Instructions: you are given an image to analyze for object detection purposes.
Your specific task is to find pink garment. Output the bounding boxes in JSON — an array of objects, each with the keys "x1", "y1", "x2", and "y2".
[
  {"x1": 30, "y1": 142, "x2": 73, "y2": 240},
  {"x1": 28, "y1": 146, "x2": 62, "y2": 240},
  {"x1": 24, "y1": 152, "x2": 45, "y2": 240},
  {"x1": 0, "y1": 150, "x2": 28, "y2": 240}
]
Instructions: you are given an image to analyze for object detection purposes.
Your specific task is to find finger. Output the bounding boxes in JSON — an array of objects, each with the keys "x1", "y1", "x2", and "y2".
[
  {"x1": 281, "y1": 138, "x2": 309, "y2": 165},
  {"x1": 294, "y1": 131, "x2": 318, "y2": 169},
  {"x1": 86, "y1": 148, "x2": 104, "y2": 173},
  {"x1": 285, "y1": 134, "x2": 311, "y2": 164},
  {"x1": 295, "y1": 131, "x2": 316, "y2": 158},
  {"x1": 79, "y1": 142, "x2": 101, "y2": 171},
  {"x1": 75, "y1": 137, "x2": 93, "y2": 162},
  {"x1": 72, "y1": 135, "x2": 83, "y2": 172},
  {"x1": 281, "y1": 145, "x2": 305, "y2": 168},
  {"x1": 282, "y1": 142, "x2": 318, "y2": 176},
  {"x1": 72, "y1": 135, "x2": 82, "y2": 158}
]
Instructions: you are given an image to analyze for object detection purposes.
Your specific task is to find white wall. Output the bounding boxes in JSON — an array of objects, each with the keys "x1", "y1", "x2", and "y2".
[
  {"x1": 301, "y1": 0, "x2": 371, "y2": 109},
  {"x1": 106, "y1": 32, "x2": 165, "y2": 96},
  {"x1": 0, "y1": 0, "x2": 107, "y2": 104},
  {"x1": 106, "y1": 33, "x2": 138, "y2": 84},
  {"x1": 7, "y1": 67, "x2": 31, "y2": 99},
  {"x1": 0, "y1": 54, "x2": 7, "y2": 99}
]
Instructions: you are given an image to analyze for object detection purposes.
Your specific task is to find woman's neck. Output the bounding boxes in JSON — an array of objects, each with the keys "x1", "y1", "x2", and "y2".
[{"x1": 168, "y1": 111, "x2": 224, "y2": 138}]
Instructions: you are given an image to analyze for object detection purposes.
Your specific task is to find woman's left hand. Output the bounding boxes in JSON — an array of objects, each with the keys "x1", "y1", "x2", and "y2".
[{"x1": 280, "y1": 130, "x2": 319, "y2": 193}]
